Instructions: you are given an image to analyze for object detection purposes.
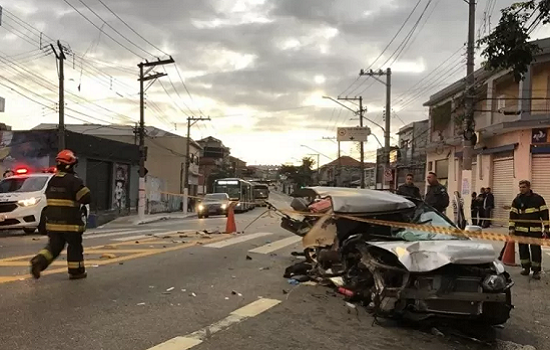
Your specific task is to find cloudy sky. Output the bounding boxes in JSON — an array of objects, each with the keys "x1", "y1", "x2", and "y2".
[{"x1": 0, "y1": 0, "x2": 547, "y2": 165}]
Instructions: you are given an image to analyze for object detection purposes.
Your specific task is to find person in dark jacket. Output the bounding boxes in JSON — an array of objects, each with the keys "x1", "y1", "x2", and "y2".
[
  {"x1": 396, "y1": 173, "x2": 421, "y2": 199},
  {"x1": 509, "y1": 180, "x2": 549, "y2": 280},
  {"x1": 471, "y1": 192, "x2": 479, "y2": 225},
  {"x1": 425, "y1": 172, "x2": 449, "y2": 213},
  {"x1": 482, "y1": 187, "x2": 495, "y2": 228},
  {"x1": 30, "y1": 150, "x2": 91, "y2": 280}
]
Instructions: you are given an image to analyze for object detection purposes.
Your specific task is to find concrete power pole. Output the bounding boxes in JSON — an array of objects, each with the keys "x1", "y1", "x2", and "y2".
[
  {"x1": 338, "y1": 96, "x2": 366, "y2": 188},
  {"x1": 51, "y1": 41, "x2": 66, "y2": 151},
  {"x1": 184, "y1": 116, "x2": 211, "y2": 197},
  {"x1": 137, "y1": 57, "x2": 175, "y2": 221},
  {"x1": 359, "y1": 68, "x2": 392, "y2": 186},
  {"x1": 462, "y1": 0, "x2": 477, "y2": 171}
]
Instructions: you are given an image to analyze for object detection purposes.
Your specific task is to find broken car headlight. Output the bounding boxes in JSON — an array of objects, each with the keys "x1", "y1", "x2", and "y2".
[{"x1": 482, "y1": 274, "x2": 507, "y2": 292}]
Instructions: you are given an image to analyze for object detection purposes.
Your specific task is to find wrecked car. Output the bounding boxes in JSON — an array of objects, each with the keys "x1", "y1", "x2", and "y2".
[{"x1": 278, "y1": 187, "x2": 513, "y2": 325}]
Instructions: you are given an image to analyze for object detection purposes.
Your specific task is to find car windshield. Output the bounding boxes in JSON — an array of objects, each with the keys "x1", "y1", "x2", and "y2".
[
  {"x1": 0, "y1": 176, "x2": 48, "y2": 193},
  {"x1": 392, "y1": 203, "x2": 466, "y2": 241},
  {"x1": 204, "y1": 193, "x2": 228, "y2": 201}
]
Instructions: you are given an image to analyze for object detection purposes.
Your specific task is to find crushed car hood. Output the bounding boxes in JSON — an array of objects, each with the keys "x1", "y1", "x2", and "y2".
[
  {"x1": 369, "y1": 240, "x2": 497, "y2": 272},
  {"x1": 291, "y1": 187, "x2": 416, "y2": 214}
]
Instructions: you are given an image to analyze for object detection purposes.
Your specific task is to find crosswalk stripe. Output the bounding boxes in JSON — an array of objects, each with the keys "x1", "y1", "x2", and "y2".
[
  {"x1": 85, "y1": 228, "x2": 134, "y2": 235},
  {"x1": 248, "y1": 236, "x2": 302, "y2": 254},
  {"x1": 203, "y1": 232, "x2": 273, "y2": 248},
  {"x1": 83, "y1": 229, "x2": 137, "y2": 239}
]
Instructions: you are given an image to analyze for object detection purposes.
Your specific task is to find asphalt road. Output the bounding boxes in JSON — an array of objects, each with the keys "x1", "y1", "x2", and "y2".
[{"x1": 0, "y1": 191, "x2": 545, "y2": 350}]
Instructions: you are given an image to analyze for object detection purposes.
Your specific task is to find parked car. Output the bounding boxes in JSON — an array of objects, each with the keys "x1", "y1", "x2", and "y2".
[{"x1": 197, "y1": 193, "x2": 230, "y2": 219}]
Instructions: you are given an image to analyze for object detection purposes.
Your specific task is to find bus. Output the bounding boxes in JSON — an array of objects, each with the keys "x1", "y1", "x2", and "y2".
[
  {"x1": 212, "y1": 178, "x2": 254, "y2": 212},
  {"x1": 252, "y1": 182, "x2": 269, "y2": 207}
]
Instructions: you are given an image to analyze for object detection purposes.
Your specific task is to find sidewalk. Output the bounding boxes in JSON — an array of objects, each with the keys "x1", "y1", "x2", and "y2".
[{"x1": 101, "y1": 211, "x2": 197, "y2": 227}]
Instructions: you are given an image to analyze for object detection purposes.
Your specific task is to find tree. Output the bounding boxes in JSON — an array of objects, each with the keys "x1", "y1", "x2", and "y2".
[
  {"x1": 479, "y1": 1, "x2": 550, "y2": 81},
  {"x1": 207, "y1": 162, "x2": 233, "y2": 192},
  {"x1": 278, "y1": 157, "x2": 315, "y2": 187}
]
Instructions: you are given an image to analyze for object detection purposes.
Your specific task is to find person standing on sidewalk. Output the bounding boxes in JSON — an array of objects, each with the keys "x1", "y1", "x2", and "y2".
[
  {"x1": 483, "y1": 187, "x2": 495, "y2": 228},
  {"x1": 425, "y1": 172, "x2": 449, "y2": 214},
  {"x1": 509, "y1": 180, "x2": 549, "y2": 280},
  {"x1": 396, "y1": 173, "x2": 422, "y2": 199}
]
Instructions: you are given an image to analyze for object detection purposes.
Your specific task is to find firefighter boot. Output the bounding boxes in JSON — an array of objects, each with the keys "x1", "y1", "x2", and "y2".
[
  {"x1": 69, "y1": 272, "x2": 87, "y2": 280},
  {"x1": 520, "y1": 268, "x2": 530, "y2": 276},
  {"x1": 533, "y1": 271, "x2": 541, "y2": 280},
  {"x1": 30, "y1": 255, "x2": 47, "y2": 279}
]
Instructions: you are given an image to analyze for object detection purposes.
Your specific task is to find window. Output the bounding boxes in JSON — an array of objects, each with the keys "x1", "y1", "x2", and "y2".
[
  {"x1": 497, "y1": 95, "x2": 506, "y2": 110},
  {"x1": 435, "y1": 159, "x2": 449, "y2": 179}
]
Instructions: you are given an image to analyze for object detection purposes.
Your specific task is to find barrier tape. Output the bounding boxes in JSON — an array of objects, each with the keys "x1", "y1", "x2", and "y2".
[{"x1": 276, "y1": 208, "x2": 550, "y2": 248}]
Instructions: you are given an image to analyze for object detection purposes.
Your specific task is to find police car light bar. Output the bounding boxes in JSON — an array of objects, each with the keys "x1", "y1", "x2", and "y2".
[{"x1": 14, "y1": 168, "x2": 29, "y2": 174}]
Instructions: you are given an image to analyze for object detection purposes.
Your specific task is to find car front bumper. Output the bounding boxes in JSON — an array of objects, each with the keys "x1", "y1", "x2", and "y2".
[{"x1": 0, "y1": 205, "x2": 42, "y2": 230}]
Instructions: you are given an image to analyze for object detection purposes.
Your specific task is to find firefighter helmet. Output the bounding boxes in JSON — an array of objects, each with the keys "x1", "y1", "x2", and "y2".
[{"x1": 56, "y1": 149, "x2": 78, "y2": 165}]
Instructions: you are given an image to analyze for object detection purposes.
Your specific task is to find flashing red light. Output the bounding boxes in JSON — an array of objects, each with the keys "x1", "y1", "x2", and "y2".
[
  {"x1": 14, "y1": 168, "x2": 29, "y2": 175},
  {"x1": 44, "y1": 166, "x2": 57, "y2": 173}
]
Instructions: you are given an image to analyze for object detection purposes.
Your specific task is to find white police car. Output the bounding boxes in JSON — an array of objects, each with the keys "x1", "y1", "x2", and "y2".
[{"x1": 0, "y1": 168, "x2": 89, "y2": 234}]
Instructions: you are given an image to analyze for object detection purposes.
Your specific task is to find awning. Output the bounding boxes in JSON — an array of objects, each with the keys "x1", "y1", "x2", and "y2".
[
  {"x1": 531, "y1": 144, "x2": 550, "y2": 154},
  {"x1": 455, "y1": 143, "x2": 517, "y2": 158}
]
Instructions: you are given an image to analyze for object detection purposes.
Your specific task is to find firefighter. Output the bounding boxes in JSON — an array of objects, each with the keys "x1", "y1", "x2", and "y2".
[
  {"x1": 30, "y1": 149, "x2": 91, "y2": 280},
  {"x1": 509, "y1": 180, "x2": 549, "y2": 280}
]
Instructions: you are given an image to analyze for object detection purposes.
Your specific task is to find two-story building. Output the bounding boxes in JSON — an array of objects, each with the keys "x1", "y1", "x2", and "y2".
[
  {"x1": 424, "y1": 37, "x2": 550, "y2": 222},
  {"x1": 197, "y1": 136, "x2": 230, "y2": 194}
]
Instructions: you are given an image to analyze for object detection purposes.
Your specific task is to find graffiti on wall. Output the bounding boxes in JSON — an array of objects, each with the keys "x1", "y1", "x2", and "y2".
[
  {"x1": 0, "y1": 131, "x2": 53, "y2": 173},
  {"x1": 113, "y1": 164, "x2": 129, "y2": 210}
]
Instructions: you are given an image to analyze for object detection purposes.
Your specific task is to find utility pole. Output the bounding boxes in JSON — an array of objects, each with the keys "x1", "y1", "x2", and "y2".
[
  {"x1": 322, "y1": 136, "x2": 340, "y2": 186},
  {"x1": 184, "y1": 116, "x2": 211, "y2": 197},
  {"x1": 359, "y1": 68, "x2": 392, "y2": 188},
  {"x1": 462, "y1": 0, "x2": 477, "y2": 171},
  {"x1": 137, "y1": 57, "x2": 175, "y2": 221},
  {"x1": 51, "y1": 41, "x2": 66, "y2": 151},
  {"x1": 338, "y1": 96, "x2": 366, "y2": 188}
]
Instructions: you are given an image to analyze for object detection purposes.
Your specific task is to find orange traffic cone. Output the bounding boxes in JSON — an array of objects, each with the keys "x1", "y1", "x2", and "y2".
[
  {"x1": 502, "y1": 240, "x2": 517, "y2": 266},
  {"x1": 225, "y1": 202, "x2": 237, "y2": 234}
]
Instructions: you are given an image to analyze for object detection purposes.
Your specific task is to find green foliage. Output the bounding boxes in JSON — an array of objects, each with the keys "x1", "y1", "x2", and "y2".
[
  {"x1": 478, "y1": 1, "x2": 549, "y2": 81},
  {"x1": 279, "y1": 157, "x2": 315, "y2": 187},
  {"x1": 207, "y1": 162, "x2": 233, "y2": 192}
]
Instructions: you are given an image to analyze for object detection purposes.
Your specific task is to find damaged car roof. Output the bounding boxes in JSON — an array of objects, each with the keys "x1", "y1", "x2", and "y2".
[{"x1": 292, "y1": 187, "x2": 416, "y2": 214}]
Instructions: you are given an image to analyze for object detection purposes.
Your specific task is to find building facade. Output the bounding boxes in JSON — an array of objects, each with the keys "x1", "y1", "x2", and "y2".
[
  {"x1": 424, "y1": 37, "x2": 550, "y2": 222},
  {"x1": 0, "y1": 129, "x2": 140, "y2": 220},
  {"x1": 33, "y1": 124, "x2": 202, "y2": 213},
  {"x1": 395, "y1": 119, "x2": 429, "y2": 195}
]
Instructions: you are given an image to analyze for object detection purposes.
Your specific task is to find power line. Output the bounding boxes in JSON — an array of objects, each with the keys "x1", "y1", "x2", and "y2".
[
  {"x1": 344, "y1": 0, "x2": 423, "y2": 96},
  {"x1": 74, "y1": 0, "x2": 157, "y2": 58},
  {"x1": 59, "y1": 0, "x2": 145, "y2": 58},
  {"x1": 96, "y1": 0, "x2": 169, "y2": 56}
]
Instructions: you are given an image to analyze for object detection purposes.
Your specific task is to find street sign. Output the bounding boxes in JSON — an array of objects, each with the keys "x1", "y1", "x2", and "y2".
[{"x1": 337, "y1": 127, "x2": 371, "y2": 142}]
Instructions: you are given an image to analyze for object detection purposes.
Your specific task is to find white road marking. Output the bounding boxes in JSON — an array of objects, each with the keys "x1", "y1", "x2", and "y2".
[
  {"x1": 248, "y1": 236, "x2": 302, "y2": 254},
  {"x1": 83, "y1": 229, "x2": 137, "y2": 239},
  {"x1": 146, "y1": 298, "x2": 281, "y2": 350},
  {"x1": 203, "y1": 232, "x2": 273, "y2": 248},
  {"x1": 84, "y1": 228, "x2": 134, "y2": 235}
]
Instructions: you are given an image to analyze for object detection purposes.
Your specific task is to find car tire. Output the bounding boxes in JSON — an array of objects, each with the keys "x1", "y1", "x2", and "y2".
[
  {"x1": 204, "y1": 215, "x2": 209, "y2": 218},
  {"x1": 198, "y1": 214, "x2": 203, "y2": 219},
  {"x1": 37, "y1": 210, "x2": 47, "y2": 235},
  {"x1": 23, "y1": 227, "x2": 36, "y2": 234}
]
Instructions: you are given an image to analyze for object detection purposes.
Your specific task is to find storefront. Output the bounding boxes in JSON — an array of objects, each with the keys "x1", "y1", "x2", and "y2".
[
  {"x1": 491, "y1": 151, "x2": 515, "y2": 222},
  {"x1": 531, "y1": 128, "x2": 550, "y2": 202}
]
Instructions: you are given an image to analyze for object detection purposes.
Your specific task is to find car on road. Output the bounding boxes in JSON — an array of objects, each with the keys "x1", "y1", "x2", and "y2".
[
  {"x1": 0, "y1": 168, "x2": 90, "y2": 235},
  {"x1": 197, "y1": 193, "x2": 230, "y2": 219}
]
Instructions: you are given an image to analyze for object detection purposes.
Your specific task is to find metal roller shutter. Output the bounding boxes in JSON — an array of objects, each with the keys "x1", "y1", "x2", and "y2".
[
  {"x1": 492, "y1": 156, "x2": 515, "y2": 225},
  {"x1": 531, "y1": 154, "x2": 550, "y2": 202}
]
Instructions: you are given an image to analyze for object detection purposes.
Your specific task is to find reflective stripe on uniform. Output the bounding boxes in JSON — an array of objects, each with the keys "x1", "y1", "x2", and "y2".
[
  {"x1": 509, "y1": 221, "x2": 515, "y2": 227},
  {"x1": 524, "y1": 208, "x2": 538, "y2": 214},
  {"x1": 46, "y1": 223, "x2": 84, "y2": 232},
  {"x1": 516, "y1": 227, "x2": 529, "y2": 232},
  {"x1": 531, "y1": 227, "x2": 543, "y2": 232},
  {"x1": 541, "y1": 205, "x2": 548, "y2": 211},
  {"x1": 47, "y1": 199, "x2": 78, "y2": 207},
  {"x1": 510, "y1": 207, "x2": 519, "y2": 214},
  {"x1": 76, "y1": 187, "x2": 90, "y2": 201},
  {"x1": 38, "y1": 249, "x2": 53, "y2": 262},
  {"x1": 67, "y1": 261, "x2": 84, "y2": 269}
]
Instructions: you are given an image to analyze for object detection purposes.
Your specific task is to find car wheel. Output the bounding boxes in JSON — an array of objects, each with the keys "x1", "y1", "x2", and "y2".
[
  {"x1": 204, "y1": 215, "x2": 209, "y2": 218},
  {"x1": 198, "y1": 214, "x2": 203, "y2": 219},
  {"x1": 38, "y1": 210, "x2": 47, "y2": 235},
  {"x1": 23, "y1": 227, "x2": 36, "y2": 234}
]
